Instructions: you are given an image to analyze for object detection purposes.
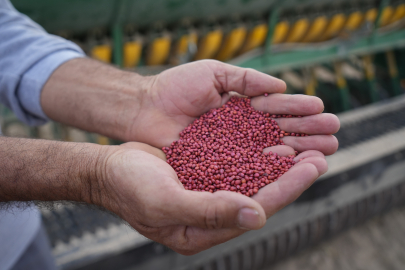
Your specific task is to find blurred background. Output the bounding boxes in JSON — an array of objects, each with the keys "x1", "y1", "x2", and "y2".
[{"x1": 3, "y1": 0, "x2": 405, "y2": 269}]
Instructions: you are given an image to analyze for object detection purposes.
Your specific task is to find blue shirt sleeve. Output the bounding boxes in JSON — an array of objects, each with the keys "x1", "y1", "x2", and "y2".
[{"x1": 0, "y1": 0, "x2": 85, "y2": 125}]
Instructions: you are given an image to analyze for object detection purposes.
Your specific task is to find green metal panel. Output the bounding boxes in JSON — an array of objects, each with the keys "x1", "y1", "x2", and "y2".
[
  {"x1": 386, "y1": 50, "x2": 402, "y2": 96},
  {"x1": 11, "y1": 0, "x2": 118, "y2": 33},
  {"x1": 11, "y1": 0, "x2": 361, "y2": 34},
  {"x1": 11, "y1": 0, "x2": 284, "y2": 34},
  {"x1": 263, "y1": 6, "x2": 280, "y2": 65},
  {"x1": 112, "y1": 24, "x2": 123, "y2": 66},
  {"x1": 346, "y1": 79, "x2": 370, "y2": 106},
  {"x1": 234, "y1": 29, "x2": 405, "y2": 73},
  {"x1": 120, "y1": 0, "x2": 277, "y2": 28}
]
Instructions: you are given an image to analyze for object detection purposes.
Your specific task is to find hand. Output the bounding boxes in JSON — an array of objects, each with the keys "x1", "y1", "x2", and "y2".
[
  {"x1": 40, "y1": 58, "x2": 339, "y2": 254},
  {"x1": 41, "y1": 58, "x2": 339, "y2": 154},
  {"x1": 98, "y1": 142, "x2": 328, "y2": 255},
  {"x1": 128, "y1": 60, "x2": 340, "y2": 154}
]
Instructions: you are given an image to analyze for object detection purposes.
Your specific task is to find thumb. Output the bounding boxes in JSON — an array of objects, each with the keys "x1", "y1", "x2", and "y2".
[
  {"x1": 168, "y1": 190, "x2": 267, "y2": 230},
  {"x1": 210, "y1": 61, "x2": 286, "y2": 96},
  {"x1": 263, "y1": 145, "x2": 296, "y2": 156},
  {"x1": 119, "y1": 142, "x2": 166, "y2": 160}
]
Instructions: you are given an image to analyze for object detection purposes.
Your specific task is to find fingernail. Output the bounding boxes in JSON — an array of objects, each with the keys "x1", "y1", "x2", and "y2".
[{"x1": 237, "y1": 208, "x2": 262, "y2": 230}]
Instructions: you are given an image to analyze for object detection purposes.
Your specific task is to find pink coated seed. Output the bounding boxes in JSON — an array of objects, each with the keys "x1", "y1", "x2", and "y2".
[{"x1": 162, "y1": 97, "x2": 306, "y2": 197}]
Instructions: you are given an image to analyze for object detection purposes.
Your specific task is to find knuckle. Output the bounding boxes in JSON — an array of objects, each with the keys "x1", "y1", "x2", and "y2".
[
  {"x1": 172, "y1": 242, "x2": 204, "y2": 256},
  {"x1": 203, "y1": 203, "x2": 223, "y2": 229},
  {"x1": 171, "y1": 238, "x2": 212, "y2": 256},
  {"x1": 175, "y1": 247, "x2": 201, "y2": 256}
]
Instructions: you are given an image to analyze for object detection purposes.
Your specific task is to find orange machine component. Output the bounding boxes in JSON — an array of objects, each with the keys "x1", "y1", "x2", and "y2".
[
  {"x1": 239, "y1": 24, "x2": 268, "y2": 54},
  {"x1": 175, "y1": 32, "x2": 198, "y2": 56},
  {"x1": 146, "y1": 36, "x2": 171, "y2": 66},
  {"x1": 123, "y1": 40, "x2": 142, "y2": 68},
  {"x1": 216, "y1": 27, "x2": 247, "y2": 61},
  {"x1": 390, "y1": 4, "x2": 405, "y2": 24},
  {"x1": 91, "y1": 44, "x2": 112, "y2": 63},
  {"x1": 301, "y1": 16, "x2": 328, "y2": 42},
  {"x1": 272, "y1": 21, "x2": 290, "y2": 44},
  {"x1": 194, "y1": 30, "x2": 223, "y2": 60},
  {"x1": 317, "y1": 13, "x2": 347, "y2": 41},
  {"x1": 380, "y1": 6, "x2": 394, "y2": 26},
  {"x1": 345, "y1": 11, "x2": 364, "y2": 31},
  {"x1": 284, "y1": 19, "x2": 309, "y2": 43},
  {"x1": 365, "y1": 8, "x2": 378, "y2": 23}
]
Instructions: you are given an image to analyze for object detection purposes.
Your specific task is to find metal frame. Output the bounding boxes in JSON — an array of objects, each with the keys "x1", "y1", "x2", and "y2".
[{"x1": 235, "y1": 30, "x2": 405, "y2": 74}]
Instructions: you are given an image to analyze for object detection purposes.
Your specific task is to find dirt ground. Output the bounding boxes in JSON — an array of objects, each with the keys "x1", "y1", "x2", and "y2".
[{"x1": 268, "y1": 205, "x2": 405, "y2": 270}]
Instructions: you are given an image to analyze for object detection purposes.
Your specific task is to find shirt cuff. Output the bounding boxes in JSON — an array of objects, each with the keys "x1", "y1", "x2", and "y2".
[{"x1": 17, "y1": 50, "x2": 85, "y2": 125}]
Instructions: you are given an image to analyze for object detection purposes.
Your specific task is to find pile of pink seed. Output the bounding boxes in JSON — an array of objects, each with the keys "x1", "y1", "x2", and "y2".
[{"x1": 162, "y1": 96, "x2": 307, "y2": 197}]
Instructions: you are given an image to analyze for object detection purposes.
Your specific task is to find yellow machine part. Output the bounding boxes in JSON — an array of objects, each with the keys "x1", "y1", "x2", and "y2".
[
  {"x1": 390, "y1": 4, "x2": 405, "y2": 23},
  {"x1": 301, "y1": 16, "x2": 328, "y2": 43},
  {"x1": 380, "y1": 6, "x2": 394, "y2": 26},
  {"x1": 175, "y1": 32, "x2": 198, "y2": 56},
  {"x1": 216, "y1": 27, "x2": 247, "y2": 61},
  {"x1": 304, "y1": 69, "x2": 317, "y2": 96},
  {"x1": 146, "y1": 36, "x2": 171, "y2": 66},
  {"x1": 365, "y1": 8, "x2": 378, "y2": 23},
  {"x1": 285, "y1": 19, "x2": 309, "y2": 43},
  {"x1": 272, "y1": 21, "x2": 289, "y2": 44},
  {"x1": 386, "y1": 50, "x2": 398, "y2": 78},
  {"x1": 91, "y1": 44, "x2": 112, "y2": 63},
  {"x1": 362, "y1": 55, "x2": 375, "y2": 80},
  {"x1": 334, "y1": 62, "x2": 347, "y2": 89},
  {"x1": 123, "y1": 41, "x2": 142, "y2": 68},
  {"x1": 98, "y1": 135, "x2": 110, "y2": 145},
  {"x1": 345, "y1": 11, "x2": 364, "y2": 31},
  {"x1": 239, "y1": 24, "x2": 268, "y2": 54},
  {"x1": 194, "y1": 30, "x2": 223, "y2": 60},
  {"x1": 318, "y1": 13, "x2": 347, "y2": 41},
  {"x1": 61, "y1": 125, "x2": 71, "y2": 142}
]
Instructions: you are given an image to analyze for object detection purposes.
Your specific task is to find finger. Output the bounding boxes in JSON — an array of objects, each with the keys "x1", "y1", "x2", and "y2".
[
  {"x1": 119, "y1": 142, "x2": 167, "y2": 160},
  {"x1": 220, "y1": 91, "x2": 245, "y2": 106},
  {"x1": 263, "y1": 145, "x2": 296, "y2": 157},
  {"x1": 253, "y1": 162, "x2": 320, "y2": 217},
  {"x1": 275, "y1": 113, "x2": 340, "y2": 135},
  {"x1": 282, "y1": 135, "x2": 339, "y2": 156},
  {"x1": 157, "y1": 159, "x2": 326, "y2": 255},
  {"x1": 211, "y1": 61, "x2": 286, "y2": 96},
  {"x1": 296, "y1": 156, "x2": 328, "y2": 175},
  {"x1": 221, "y1": 92, "x2": 231, "y2": 106},
  {"x1": 168, "y1": 189, "x2": 267, "y2": 230},
  {"x1": 251, "y1": 94, "x2": 324, "y2": 115},
  {"x1": 294, "y1": 150, "x2": 325, "y2": 162},
  {"x1": 180, "y1": 227, "x2": 244, "y2": 255},
  {"x1": 153, "y1": 225, "x2": 245, "y2": 256}
]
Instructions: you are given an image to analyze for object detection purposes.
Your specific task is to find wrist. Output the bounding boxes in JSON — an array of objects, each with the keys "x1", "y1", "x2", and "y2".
[
  {"x1": 89, "y1": 142, "x2": 166, "y2": 214},
  {"x1": 120, "y1": 74, "x2": 155, "y2": 142},
  {"x1": 75, "y1": 143, "x2": 112, "y2": 206},
  {"x1": 83, "y1": 144, "x2": 119, "y2": 208},
  {"x1": 0, "y1": 137, "x2": 109, "y2": 204},
  {"x1": 41, "y1": 58, "x2": 154, "y2": 141}
]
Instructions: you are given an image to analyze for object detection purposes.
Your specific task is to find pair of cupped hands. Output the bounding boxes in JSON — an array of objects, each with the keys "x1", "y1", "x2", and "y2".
[{"x1": 101, "y1": 60, "x2": 340, "y2": 255}]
